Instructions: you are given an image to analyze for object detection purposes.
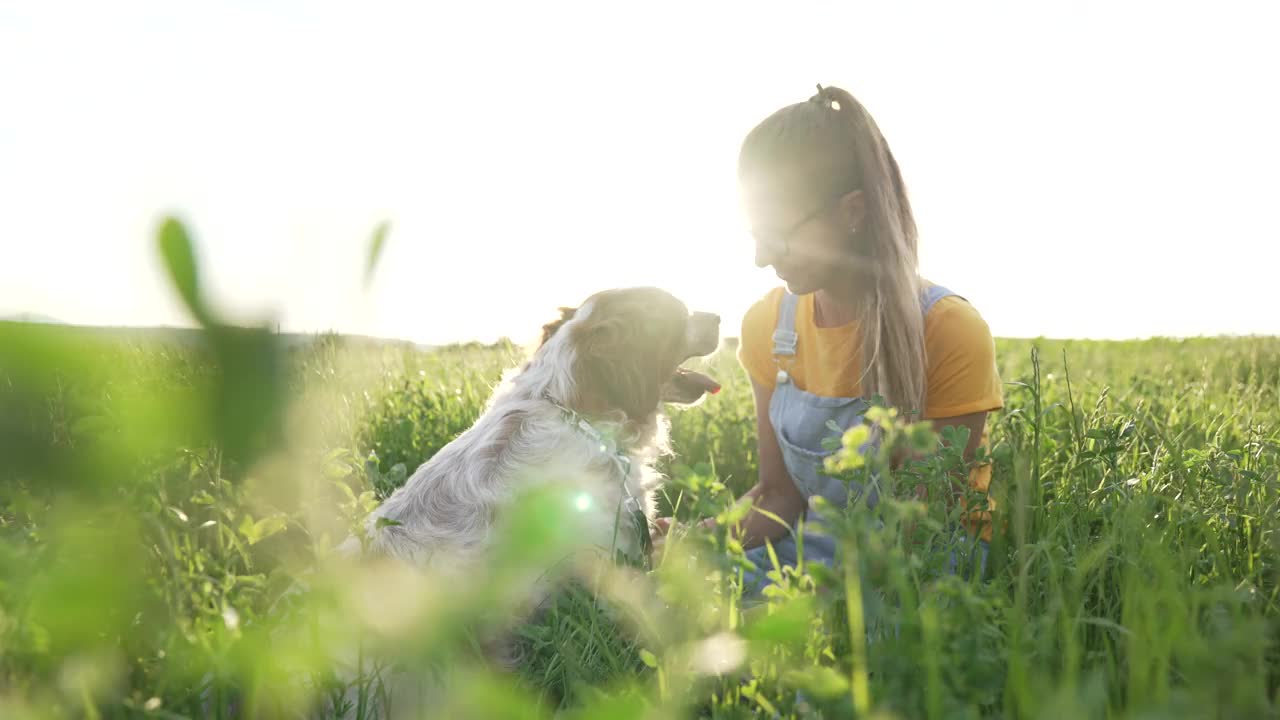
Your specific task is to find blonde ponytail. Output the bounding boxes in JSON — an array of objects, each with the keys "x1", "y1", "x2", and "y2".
[{"x1": 741, "y1": 85, "x2": 928, "y2": 417}]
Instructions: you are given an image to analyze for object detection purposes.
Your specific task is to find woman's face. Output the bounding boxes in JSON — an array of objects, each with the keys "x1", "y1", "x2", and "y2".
[{"x1": 742, "y1": 175, "x2": 865, "y2": 297}]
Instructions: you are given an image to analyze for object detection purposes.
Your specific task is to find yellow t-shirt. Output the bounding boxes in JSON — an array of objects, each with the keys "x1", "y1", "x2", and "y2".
[{"x1": 737, "y1": 284, "x2": 1004, "y2": 540}]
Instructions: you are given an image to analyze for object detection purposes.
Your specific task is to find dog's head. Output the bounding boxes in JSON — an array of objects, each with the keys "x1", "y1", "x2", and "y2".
[{"x1": 539, "y1": 287, "x2": 721, "y2": 421}]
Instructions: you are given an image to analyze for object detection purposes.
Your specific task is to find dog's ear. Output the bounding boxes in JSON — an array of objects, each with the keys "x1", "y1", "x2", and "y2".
[
  {"x1": 539, "y1": 306, "x2": 577, "y2": 347},
  {"x1": 575, "y1": 317, "x2": 667, "y2": 423}
]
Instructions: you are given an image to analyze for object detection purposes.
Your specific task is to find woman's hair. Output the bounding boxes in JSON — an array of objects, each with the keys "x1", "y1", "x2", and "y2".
[{"x1": 739, "y1": 84, "x2": 927, "y2": 417}]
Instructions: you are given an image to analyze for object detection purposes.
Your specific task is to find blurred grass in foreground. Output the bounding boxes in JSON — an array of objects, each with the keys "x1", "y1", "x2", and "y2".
[{"x1": 0, "y1": 218, "x2": 1276, "y2": 718}]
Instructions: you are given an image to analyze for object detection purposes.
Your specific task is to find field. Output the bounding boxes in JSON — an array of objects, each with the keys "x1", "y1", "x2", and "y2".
[
  {"x1": 3, "y1": 312, "x2": 1278, "y2": 719},
  {"x1": 2, "y1": 221, "x2": 1278, "y2": 719}
]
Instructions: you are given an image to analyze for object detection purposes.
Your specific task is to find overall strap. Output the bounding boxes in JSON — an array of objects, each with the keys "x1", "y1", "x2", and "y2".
[
  {"x1": 770, "y1": 285, "x2": 963, "y2": 364},
  {"x1": 771, "y1": 291, "x2": 801, "y2": 357},
  {"x1": 921, "y1": 284, "x2": 963, "y2": 314}
]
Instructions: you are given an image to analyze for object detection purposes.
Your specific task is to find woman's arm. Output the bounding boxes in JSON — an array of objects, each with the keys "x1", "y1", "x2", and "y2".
[{"x1": 715, "y1": 378, "x2": 809, "y2": 549}]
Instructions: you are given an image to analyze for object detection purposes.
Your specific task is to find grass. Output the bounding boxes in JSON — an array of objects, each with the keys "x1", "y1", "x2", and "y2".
[
  {"x1": 2, "y1": 323, "x2": 1276, "y2": 719},
  {"x1": 0, "y1": 220, "x2": 1275, "y2": 718}
]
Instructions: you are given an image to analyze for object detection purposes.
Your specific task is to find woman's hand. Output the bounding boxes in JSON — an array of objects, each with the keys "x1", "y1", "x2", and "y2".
[{"x1": 649, "y1": 516, "x2": 677, "y2": 558}]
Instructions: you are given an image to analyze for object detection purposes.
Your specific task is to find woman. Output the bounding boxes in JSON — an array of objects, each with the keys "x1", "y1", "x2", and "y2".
[{"x1": 657, "y1": 84, "x2": 1003, "y2": 593}]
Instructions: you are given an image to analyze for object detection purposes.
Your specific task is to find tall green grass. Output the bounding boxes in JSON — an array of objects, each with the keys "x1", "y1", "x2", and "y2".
[{"x1": 1, "y1": 220, "x2": 1276, "y2": 718}]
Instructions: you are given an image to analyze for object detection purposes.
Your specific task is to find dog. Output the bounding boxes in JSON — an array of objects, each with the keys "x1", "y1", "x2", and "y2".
[
  {"x1": 336, "y1": 288, "x2": 720, "y2": 690},
  {"x1": 363, "y1": 285, "x2": 719, "y2": 569}
]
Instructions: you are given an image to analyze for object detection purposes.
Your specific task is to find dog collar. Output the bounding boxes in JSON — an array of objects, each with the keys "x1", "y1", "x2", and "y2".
[
  {"x1": 543, "y1": 396, "x2": 650, "y2": 556},
  {"x1": 544, "y1": 397, "x2": 634, "y2": 483}
]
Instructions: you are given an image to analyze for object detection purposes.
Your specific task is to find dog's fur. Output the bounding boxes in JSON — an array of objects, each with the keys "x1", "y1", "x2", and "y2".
[
  {"x1": 359, "y1": 287, "x2": 719, "y2": 579},
  {"x1": 330, "y1": 289, "x2": 720, "y2": 714}
]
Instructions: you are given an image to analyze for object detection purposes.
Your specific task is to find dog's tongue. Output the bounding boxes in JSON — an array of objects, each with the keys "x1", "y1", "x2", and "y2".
[{"x1": 676, "y1": 367, "x2": 721, "y2": 395}]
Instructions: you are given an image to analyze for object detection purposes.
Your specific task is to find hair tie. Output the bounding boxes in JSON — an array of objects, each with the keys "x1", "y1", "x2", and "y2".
[{"x1": 810, "y1": 83, "x2": 835, "y2": 109}]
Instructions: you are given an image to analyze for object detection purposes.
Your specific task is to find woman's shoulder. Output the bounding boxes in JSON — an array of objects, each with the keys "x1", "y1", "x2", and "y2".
[
  {"x1": 924, "y1": 290, "x2": 994, "y2": 340},
  {"x1": 922, "y1": 287, "x2": 1003, "y2": 416},
  {"x1": 921, "y1": 285, "x2": 998, "y2": 378}
]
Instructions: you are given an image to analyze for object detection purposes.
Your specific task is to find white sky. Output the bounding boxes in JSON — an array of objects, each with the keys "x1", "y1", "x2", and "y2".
[{"x1": 2, "y1": 1, "x2": 1277, "y2": 345}]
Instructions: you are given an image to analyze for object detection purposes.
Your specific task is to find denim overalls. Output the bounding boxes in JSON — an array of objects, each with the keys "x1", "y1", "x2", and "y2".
[{"x1": 742, "y1": 284, "x2": 987, "y2": 595}]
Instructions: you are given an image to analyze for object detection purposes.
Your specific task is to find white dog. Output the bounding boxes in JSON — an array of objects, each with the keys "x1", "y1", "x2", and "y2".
[
  {"x1": 364, "y1": 286, "x2": 719, "y2": 571},
  {"x1": 340, "y1": 288, "x2": 719, "y2": 681}
]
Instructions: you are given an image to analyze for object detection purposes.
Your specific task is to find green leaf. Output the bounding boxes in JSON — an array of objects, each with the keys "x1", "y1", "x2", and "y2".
[
  {"x1": 716, "y1": 497, "x2": 754, "y2": 528},
  {"x1": 333, "y1": 479, "x2": 358, "y2": 505},
  {"x1": 375, "y1": 517, "x2": 403, "y2": 529},
  {"x1": 744, "y1": 596, "x2": 814, "y2": 647},
  {"x1": 806, "y1": 562, "x2": 840, "y2": 590},
  {"x1": 639, "y1": 649, "x2": 659, "y2": 668},
  {"x1": 156, "y1": 216, "x2": 211, "y2": 325},
  {"x1": 907, "y1": 422, "x2": 939, "y2": 451},
  {"x1": 249, "y1": 515, "x2": 288, "y2": 545},
  {"x1": 231, "y1": 517, "x2": 284, "y2": 546},
  {"x1": 449, "y1": 671, "x2": 550, "y2": 720},
  {"x1": 324, "y1": 447, "x2": 352, "y2": 462},
  {"x1": 386, "y1": 462, "x2": 408, "y2": 488},
  {"x1": 940, "y1": 424, "x2": 971, "y2": 448},
  {"x1": 237, "y1": 515, "x2": 258, "y2": 544},
  {"x1": 324, "y1": 459, "x2": 354, "y2": 480},
  {"x1": 563, "y1": 686, "x2": 649, "y2": 720},
  {"x1": 207, "y1": 325, "x2": 286, "y2": 472},
  {"x1": 783, "y1": 665, "x2": 850, "y2": 699},
  {"x1": 364, "y1": 221, "x2": 391, "y2": 291}
]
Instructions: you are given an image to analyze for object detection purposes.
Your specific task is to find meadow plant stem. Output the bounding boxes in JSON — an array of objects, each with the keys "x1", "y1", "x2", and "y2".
[{"x1": 843, "y1": 538, "x2": 871, "y2": 716}]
